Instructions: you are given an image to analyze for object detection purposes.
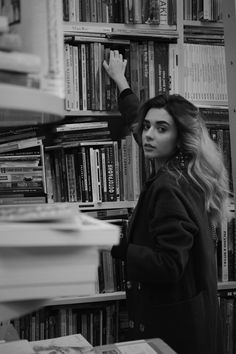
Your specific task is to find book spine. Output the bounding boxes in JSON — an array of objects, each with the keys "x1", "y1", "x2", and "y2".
[
  {"x1": 65, "y1": 152, "x2": 77, "y2": 202},
  {"x1": 105, "y1": 144, "x2": 117, "y2": 202},
  {"x1": 81, "y1": 43, "x2": 87, "y2": 111}
]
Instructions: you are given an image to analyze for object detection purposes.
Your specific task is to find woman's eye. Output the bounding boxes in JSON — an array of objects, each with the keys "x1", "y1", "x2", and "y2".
[{"x1": 157, "y1": 126, "x2": 167, "y2": 133}]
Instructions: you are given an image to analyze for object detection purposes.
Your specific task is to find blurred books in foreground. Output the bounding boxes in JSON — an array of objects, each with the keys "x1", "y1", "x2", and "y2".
[
  {"x1": 0, "y1": 204, "x2": 119, "y2": 320},
  {"x1": 0, "y1": 333, "x2": 177, "y2": 354}
]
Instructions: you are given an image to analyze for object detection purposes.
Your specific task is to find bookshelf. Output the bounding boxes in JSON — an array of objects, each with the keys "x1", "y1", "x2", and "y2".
[{"x1": 1, "y1": 0, "x2": 236, "y2": 350}]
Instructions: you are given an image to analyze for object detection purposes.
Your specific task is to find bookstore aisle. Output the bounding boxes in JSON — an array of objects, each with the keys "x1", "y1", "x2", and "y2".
[{"x1": 1, "y1": 0, "x2": 236, "y2": 354}]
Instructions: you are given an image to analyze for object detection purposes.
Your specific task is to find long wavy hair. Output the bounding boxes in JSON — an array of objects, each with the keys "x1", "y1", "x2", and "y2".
[{"x1": 134, "y1": 93, "x2": 231, "y2": 227}]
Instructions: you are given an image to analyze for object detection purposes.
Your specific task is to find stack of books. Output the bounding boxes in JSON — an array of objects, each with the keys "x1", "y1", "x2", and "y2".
[
  {"x1": 0, "y1": 15, "x2": 41, "y2": 89},
  {"x1": 0, "y1": 204, "x2": 119, "y2": 321}
]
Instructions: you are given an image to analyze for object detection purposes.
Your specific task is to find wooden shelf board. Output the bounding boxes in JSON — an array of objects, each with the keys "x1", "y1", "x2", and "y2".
[
  {"x1": 46, "y1": 291, "x2": 126, "y2": 306},
  {"x1": 64, "y1": 110, "x2": 120, "y2": 117},
  {"x1": 64, "y1": 22, "x2": 178, "y2": 38}
]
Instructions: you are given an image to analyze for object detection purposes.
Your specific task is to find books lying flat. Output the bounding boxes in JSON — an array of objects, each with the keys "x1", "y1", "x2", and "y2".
[
  {"x1": 0, "y1": 204, "x2": 120, "y2": 246},
  {"x1": 0, "y1": 204, "x2": 119, "y2": 303},
  {"x1": 94, "y1": 338, "x2": 177, "y2": 354},
  {"x1": 0, "y1": 51, "x2": 41, "y2": 73},
  {"x1": 0, "y1": 335, "x2": 177, "y2": 354},
  {"x1": 0, "y1": 339, "x2": 34, "y2": 354},
  {"x1": 31, "y1": 333, "x2": 93, "y2": 353},
  {"x1": 0, "y1": 214, "x2": 119, "y2": 246},
  {"x1": 0, "y1": 247, "x2": 98, "y2": 287}
]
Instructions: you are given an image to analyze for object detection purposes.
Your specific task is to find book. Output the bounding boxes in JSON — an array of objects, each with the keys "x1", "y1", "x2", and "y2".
[
  {"x1": 0, "y1": 246, "x2": 98, "y2": 288},
  {"x1": 0, "y1": 51, "x2": 41, "y2": 73},
  {"x1": 54, "y1": 121, "x2": 108, "y2": 132},
  {"x1": 0, "y1": 70, "x2": 40, "y2": 88},
  {"x1": 31, "y1": 333, "x2": 93, "y2": 353},
  {"x1": 94, "y1": 338, "x2": 177, "y2": 353},
  {"x1": 0, "y1": 15, "x2": 9, "y2": 33},
  {"x1": 0, "y1": 340, "x2": 34, "y2": 354},
  {"x1": 0, "y1": 205, "x2": 120, "y2": 246},
  {"x1": 0, "y1": 136, "x2": 43, "y2": 153},
  {"x1": 0, "y1": 205, "x2": 119, "y2": 302},
  {"x1": 0, "y1": 32, "x2": 22, "y2": 51}
]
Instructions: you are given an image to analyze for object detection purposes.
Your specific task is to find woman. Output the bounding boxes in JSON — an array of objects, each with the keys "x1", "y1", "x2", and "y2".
[{"x1": 103, "y1": 50, "x2": 230, "y2": 354}]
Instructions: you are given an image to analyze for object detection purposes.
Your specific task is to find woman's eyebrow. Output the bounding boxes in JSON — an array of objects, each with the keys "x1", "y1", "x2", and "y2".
[{"x1": 154, "y1": 120, "x2": 171, "y2": 126}]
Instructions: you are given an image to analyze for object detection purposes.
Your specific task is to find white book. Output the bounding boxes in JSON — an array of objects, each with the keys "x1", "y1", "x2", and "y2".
[
  {"x1": 55, "y1": 121, "x2": 108, "y2": 132},
  {"x1": 69, "y1": 0, "x2": 76, "y2": 21},
  {"x1": 0, "y1": 247, "x2": 98, "y2": 287},
  {"x1": 0, "y1": 15, "x2": 9, "y2": 33},
  {"x1": 0, "y1": 51, "x2": 41, "y2": 73},
  {"x1": 0, "y1": 32, "x2": 22, "y2": 51},
  {"x1": 168, "y1": 43, "x2": 179, "y2": 94},
  {"x1": 0, "y1": 340, "x2": 34, "y2": 354},
  {"x1": 0, "y1": 213, "x2": 119, "y2": 247},
  {"x1": 220, "y1": 217, "x2": 228, "y2": 282},
  {"x1": 69, "y1": 44, "x2": 75, "y2": 110},
  {"x1": 64, "y1": 43, "x2": 73, "y2": 110},
  {"x1": 31, "y1": 333, "x2": 93, "y2": 352},
  {"x1": 89, "y1": 147, "x2": 99, "y2": 202},
  {"x1": 72, "y1": 45, "x2": 80, "y2": 111},
  {"x1": 159, "y1": 0, "x2": 168, "y2": 25},
  {"x1": 148, "y1": 41, "x2": 155, "y2": 98},
  {"x1": 0, "y1": 136, "x2": 43, "y2": 153},
  {"x1": 81, "y1": 43, "x2": 87, "y2": 111}
]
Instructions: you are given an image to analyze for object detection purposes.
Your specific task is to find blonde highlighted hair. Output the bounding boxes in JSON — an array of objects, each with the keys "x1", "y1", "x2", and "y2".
[{"x1": 135, "y1": 94, "x2": 231, "y2": 227}]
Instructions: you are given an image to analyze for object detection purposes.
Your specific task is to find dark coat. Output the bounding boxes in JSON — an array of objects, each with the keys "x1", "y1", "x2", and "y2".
[{"x1": 118, "y1": 91, "x2": 224, "y2": 354}]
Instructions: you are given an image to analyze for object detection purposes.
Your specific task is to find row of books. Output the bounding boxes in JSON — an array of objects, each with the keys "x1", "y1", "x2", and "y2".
[
  {"x1": 183, "y1": 43, "x2": 228, "y2": 105},
  {"x1": 64, "y1": 39, "x2": 178, "y2": 111},
  {"x1": 0, "y1": 204, "x2": 120, "y2": 306},
  {"x1": 98, "y1": 219, "x2": 129, "y2": 294},
  {"x1": 217, "y1": 212, "x2": 236, "y2": 283},
  {"x1": 0, "y1": 137, "x2": 47, "y2": 205},
  {"x1": 63, "y1": 0, "x2": 176, "y2": 26},
  {"x1": 208, "y1": 126, "x2": 232, "y2": 191},
  {"x1": 219, "y1": 291, "x2": 236, "y2": 354},
  {"x1": 10, "y1": 302, "x2": 129, "y2": 345},
  {"x1": 45, "y1": 137, "x2": 142, "y2": 203},
  {"x1": 183, "y1": 0, "x2": 223, "y2": 22}
]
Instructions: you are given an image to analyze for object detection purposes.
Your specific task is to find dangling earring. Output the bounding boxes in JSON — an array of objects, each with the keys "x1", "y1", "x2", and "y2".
[{"x1": 175, "y1": 149, "x2": 188, "y2": 169}]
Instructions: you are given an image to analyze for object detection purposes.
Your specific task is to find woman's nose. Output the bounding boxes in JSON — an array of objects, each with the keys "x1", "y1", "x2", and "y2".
[{"x1": 145, "y1": 126, "x2": 154, "y2": 138}]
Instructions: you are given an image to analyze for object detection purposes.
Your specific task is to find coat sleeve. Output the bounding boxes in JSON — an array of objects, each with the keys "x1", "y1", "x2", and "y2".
[
  {"x1": 118, "y1": 89, "x2": 140, "y2": 126},
  {"x1": 127, "y1": 183, "x2": 199, "y2": 283}
]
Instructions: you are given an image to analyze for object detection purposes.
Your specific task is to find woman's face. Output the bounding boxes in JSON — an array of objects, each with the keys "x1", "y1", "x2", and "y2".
[{"x1": 142, "y1": 108, "x2": 178, "y2": 161}]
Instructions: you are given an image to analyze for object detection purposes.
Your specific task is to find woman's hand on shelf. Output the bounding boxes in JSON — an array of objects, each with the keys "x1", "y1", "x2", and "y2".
[{"x1": 103, "y1": 49, "x2": 130, "y2": 93}]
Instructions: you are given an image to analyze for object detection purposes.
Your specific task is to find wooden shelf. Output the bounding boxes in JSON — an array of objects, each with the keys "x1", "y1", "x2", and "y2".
[
  {"x1": 64, "y1": 110, "x2": 121, "y2": 117},
  {"x1": 64, "y1": 22, "x2": 178, "y2": 39},
  {"x1": 78, "y1": 201, "x2": 137, "y2": 210},
  {"x1": 39, "y1": 282, "x2": 236, "y2": 308},
  {"x1": 183, "y1": 20, "x2": 223, "y2": 28},
  {"x1": 46, "y1": 291, "x2": 126, "y2": 306},
  {"x1": 0, "y1": 84, "x2": 64, "y2": 126}
]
